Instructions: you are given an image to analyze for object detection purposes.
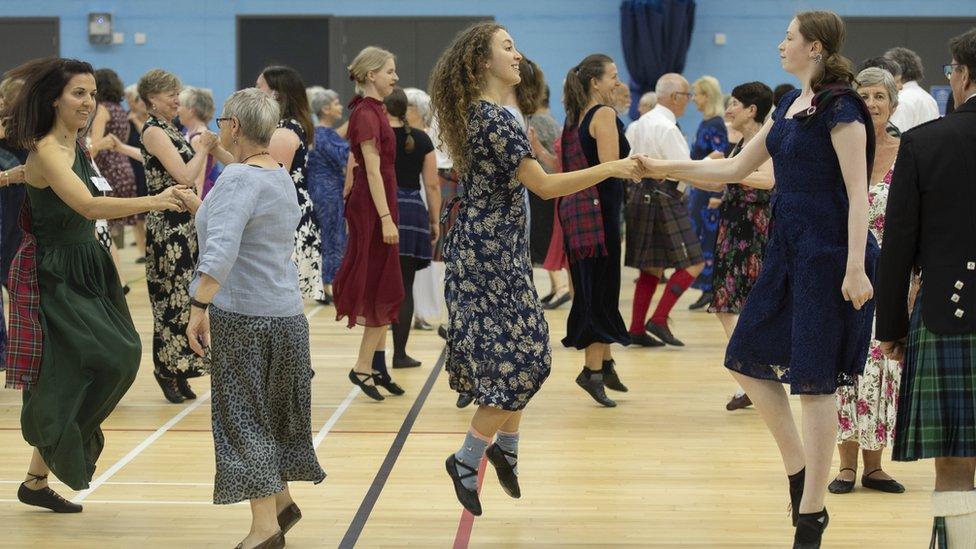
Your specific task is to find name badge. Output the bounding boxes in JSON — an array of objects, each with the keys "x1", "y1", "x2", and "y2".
[{"x1": 91, "y1": 176, "x2": 113, "y2": 192}]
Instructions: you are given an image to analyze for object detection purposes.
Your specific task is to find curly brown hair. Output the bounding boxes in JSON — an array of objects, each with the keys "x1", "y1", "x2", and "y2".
[{"x1": 428, "y1": 22, "x2": 504, "y2": 176}]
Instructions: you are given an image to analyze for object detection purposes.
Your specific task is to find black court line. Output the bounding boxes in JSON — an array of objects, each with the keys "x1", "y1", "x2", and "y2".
[{"x1": 339, "y1": 347, "x2": 447, "y2": 548}]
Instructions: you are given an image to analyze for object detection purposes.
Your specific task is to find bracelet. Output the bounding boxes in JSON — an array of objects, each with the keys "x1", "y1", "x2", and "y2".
[
  {"x1": 189, "y1": 297, "x2": 210, "y2": 310},
  {"x1": 379, "y1": 213, "x2": 391, "y2": 219}
]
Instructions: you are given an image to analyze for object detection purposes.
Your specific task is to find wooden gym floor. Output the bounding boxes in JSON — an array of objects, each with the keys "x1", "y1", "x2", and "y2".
[{"x1": 0, "y1": 238, "x2": 934, "y2": 548}]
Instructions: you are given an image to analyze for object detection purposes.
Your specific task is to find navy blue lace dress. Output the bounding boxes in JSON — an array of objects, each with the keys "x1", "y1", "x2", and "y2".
[
  {"x1": 443, "y1": 101, "x2": 549, "y2": 411},
  {"x1": 725, "y1": 89, "x2": 880, "y2": 394}
]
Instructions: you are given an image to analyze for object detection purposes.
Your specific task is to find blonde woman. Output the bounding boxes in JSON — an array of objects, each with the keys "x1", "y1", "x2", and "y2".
[
  {"x1": 687, "y1": 75, "x2": 729, "y2": 310},
  {"x1": 332, "y1": 46, "x2": 405, "y2": 400}
]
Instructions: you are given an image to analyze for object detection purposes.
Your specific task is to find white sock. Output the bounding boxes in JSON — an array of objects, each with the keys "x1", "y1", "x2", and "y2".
[{"x1": 933, "y1": 490, "x2": 976, "y2": 548}]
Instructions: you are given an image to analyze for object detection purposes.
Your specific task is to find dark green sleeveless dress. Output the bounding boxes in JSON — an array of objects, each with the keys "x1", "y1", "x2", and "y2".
[{"x1": 20, "y1": 146, "x2": 141, "y2": 490}]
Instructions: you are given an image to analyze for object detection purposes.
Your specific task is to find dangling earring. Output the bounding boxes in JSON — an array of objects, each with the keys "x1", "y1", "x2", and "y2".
[{"x1": 813, "y1": 52, "x2": 823, "y2": 64}]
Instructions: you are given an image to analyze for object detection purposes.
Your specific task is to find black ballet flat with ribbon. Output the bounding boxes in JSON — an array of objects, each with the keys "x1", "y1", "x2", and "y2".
[
  {"x1": 486, "y1": 443, "x2": 521, "y2": 499},
  {"x1": 17, "y1": 474, "x2": 82, "y2": 513},
  {"x1": 827, "y1": 467, "x2": 856, "y2": 494},
  {"x1": 445, "y1": 454, "x2": 482, "y2": 516},
  {"x1": 861, "y1": 468, "x2": 905, "y2": 494},
  {"x1": 348, "y1": 370, "x2": 385, "y2": 401}
]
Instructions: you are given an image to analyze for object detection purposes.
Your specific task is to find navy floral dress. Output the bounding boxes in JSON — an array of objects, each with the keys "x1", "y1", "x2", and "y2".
[
  {"x1": 725, "y1": 90, "x2": 879, "y2": 395},
  {"x1": 688, "y1": 116, "x2": 729, "y2": 292},
  {"x1": 443, "y1": 101, "x2": 549, "y2": 411}
]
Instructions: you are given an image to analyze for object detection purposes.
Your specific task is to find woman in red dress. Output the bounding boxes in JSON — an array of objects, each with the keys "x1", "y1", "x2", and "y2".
[{"x1": 334, "y1": 46, "x2": 405, "y2": 401}]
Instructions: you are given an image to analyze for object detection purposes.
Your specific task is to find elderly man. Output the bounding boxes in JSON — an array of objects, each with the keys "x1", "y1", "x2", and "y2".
[
  {"x1": 885, "y1": 46, "x2": 940, "y2": 132},
  {"x1": 877, "y1": 29, "x2": 976, "y2": 548},
  {"x1": 623, "y1": 73, "x2": 705, "y2": 347},
  {"x1": 637, "y1": 92, "x2": 658, "y2": 116}
]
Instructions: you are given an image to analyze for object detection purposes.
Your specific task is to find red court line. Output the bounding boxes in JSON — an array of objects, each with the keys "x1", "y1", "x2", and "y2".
[{"x1": 452, "y1": 456, "x2": 488, "y2": 549}]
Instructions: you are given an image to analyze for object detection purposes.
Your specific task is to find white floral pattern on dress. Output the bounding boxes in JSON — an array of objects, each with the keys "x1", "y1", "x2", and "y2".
[{"x1": 278, "y1": 119, "x2": 324, "y2": 301}]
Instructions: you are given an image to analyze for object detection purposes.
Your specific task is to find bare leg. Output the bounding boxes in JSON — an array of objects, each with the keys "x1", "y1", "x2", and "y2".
[
  {"x1": 565, "y1": 267, "x2": 574, "y2": 297},
  {"x1": 134, "y1": 219, "x2": 147, "y2": 256},
  {"x1": 798, "y1": 394, "x2": 838, "y2": 513},
  {"x1": 715, "y1": 312, "x2": 739, "y2": 339},
  {"x1": 355, "y1": 326, "x2": 386, "y2": 377},
  {"x1": 685, "y1": 261, "x2": 705, "y2": 279},
  {"x1": 834, "y1": 441, "x2": 859, "y2": 482},
  {"x1": 729, "y1": 371, "x2": 804, "y2": 474},
  {"x1": 602, "y1": 344, "x2": 613, "y2": 362},
  {"x1": 584, "y1": 343, "x2": 605, "y2": 372},
  {"x1": 23, "y1": 448, "x2": 51, "y2": 489},
  {"x1": 499, "y1": 410, "x2": 523, "y2": 434},
  {"x1": 274, "y1": 483, "x2": 293, "y2": 514},
  {"x1": 861, "y1": 448, "x2": 893, "y2": 480},
  {"x1": 240, "y1": 493, "x2": 280, "y2": 548},
  {"x1": 471, "y1": 406, "x2": 515, "y2": 440},
  {"x1": 935, "y1": 457, "x2": 976, "y2": 492}
]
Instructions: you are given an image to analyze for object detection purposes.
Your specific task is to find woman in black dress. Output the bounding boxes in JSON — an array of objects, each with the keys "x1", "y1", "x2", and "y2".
[{"x1": 560, "y1": 54, "x2": 632, "y2": 408}]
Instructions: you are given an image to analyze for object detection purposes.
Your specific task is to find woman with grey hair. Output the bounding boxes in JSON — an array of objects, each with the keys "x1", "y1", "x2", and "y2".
[
  {"x1": 306, "y1": 85, "x2": 349, "y2": 303},
  {"x1": 184, "y1": 87, "x2": 325, "y2": 549},
  {"x1": 829, "y1": 66, "x2": 907, "y2": 496},
  {"x1": 178, "y1": 86, "x2": 231, "y2": 198}
]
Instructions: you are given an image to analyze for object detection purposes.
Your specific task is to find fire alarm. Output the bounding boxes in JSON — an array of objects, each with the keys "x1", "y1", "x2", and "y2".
[{"x1": 88, "y1": 13, "x2": 113, "y2": 45}]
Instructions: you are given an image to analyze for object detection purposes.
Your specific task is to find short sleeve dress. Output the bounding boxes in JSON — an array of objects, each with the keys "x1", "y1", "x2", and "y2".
[
  {"x1": 444, "y1": 101, "x2": 548, "y2": 411},
  {"x1": 333, "y1": 96, "x2": 404, "y2": 327},
  {"x1": 725, "y1": 90, "x2": 880, "y2": 394}
]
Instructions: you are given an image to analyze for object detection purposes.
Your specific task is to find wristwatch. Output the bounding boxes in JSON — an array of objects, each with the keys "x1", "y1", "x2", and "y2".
[{"x1": 190, "y1": 297, "x2": 210, "y2": 310}]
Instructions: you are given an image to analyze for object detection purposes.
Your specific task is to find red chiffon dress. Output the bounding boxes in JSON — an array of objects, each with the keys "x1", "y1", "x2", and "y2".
[{"x1": 333, "y1": 96, "x2": 404, "y2": 327}]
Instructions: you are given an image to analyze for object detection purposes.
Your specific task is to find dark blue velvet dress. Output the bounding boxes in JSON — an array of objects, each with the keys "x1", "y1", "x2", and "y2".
[{"x1": 688, "y1": 116, "x2": 728, "y2": 292}]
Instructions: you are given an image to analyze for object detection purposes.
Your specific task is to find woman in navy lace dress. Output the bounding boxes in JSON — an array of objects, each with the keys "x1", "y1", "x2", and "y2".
[
  {"x1": 429, "y1": 24, "x2": 640, "y2": 517},
  {"x1": 640, "y1": 12, "x2": 878, "y2": 548}
]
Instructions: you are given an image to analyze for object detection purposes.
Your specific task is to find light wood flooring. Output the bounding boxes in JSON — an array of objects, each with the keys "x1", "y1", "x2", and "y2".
[{"x1": 0, "y1": 239, "x2": 934, "y2": 548}]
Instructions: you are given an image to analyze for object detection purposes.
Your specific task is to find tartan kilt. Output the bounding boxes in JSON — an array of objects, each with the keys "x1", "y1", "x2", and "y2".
[
  {"x1": 892, "y1": 301, "x2": 976, "y2": 461},
  {"x1": 624, "y1": 180, "x2": 703, "y2": 270}
]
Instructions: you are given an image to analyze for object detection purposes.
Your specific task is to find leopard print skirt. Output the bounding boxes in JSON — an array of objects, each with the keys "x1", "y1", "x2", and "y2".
[{"x1": 209, "y1": 307, "x2": 326, "y2": 504}]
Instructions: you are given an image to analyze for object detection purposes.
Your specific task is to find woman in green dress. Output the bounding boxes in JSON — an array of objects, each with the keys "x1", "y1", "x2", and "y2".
[{"x1": 2, "y1": 57, "x2": 188, "y2": 512}]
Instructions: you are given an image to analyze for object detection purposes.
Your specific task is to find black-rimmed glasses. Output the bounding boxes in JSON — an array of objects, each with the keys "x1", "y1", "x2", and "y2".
[
  {"x1": 215, "y1": 117, "x2": 233, "y2": 126},
  {"x1": 944, "y1": 63, "x2": 961, "y2": 80}
]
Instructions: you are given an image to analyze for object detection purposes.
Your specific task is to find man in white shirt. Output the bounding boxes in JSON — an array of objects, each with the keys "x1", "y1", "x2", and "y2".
[
  {"x1": 885, "y1": 47, "x2": 940, "y2": 132},
  {"x1": 622, "y1": 73, "x2": 705, "y2": 348}
]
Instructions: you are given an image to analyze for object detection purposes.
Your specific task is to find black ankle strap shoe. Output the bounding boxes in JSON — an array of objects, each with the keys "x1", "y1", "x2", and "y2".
[
  {"x1": 486, "y1": 443, "x2": 521, "y2": 499},
  {"x1": 446, "y1": 454, "x2": 482, "y2": 516},
  {"x1": 793, "y1": 508, "x2": 829, "y2": 548},
  {"x1": 17, "y1": 474, "x2": 83, "y2": 513}
]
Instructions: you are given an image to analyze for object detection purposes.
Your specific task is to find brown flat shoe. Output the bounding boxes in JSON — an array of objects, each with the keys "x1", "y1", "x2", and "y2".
[
  {"x1": 233, "y1": 530, "x2": 284, "y2": 549},
  {"x1": 725, "y1": 393, "x2": 752, "y2": 411},
  {"x1": 277, "y1": 503, "x2": 302, "y2": 534}
]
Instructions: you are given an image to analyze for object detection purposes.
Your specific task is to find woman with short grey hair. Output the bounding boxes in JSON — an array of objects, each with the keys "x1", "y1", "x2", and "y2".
[
  {"x1": 178, "y1": 86, "x2": 231, "y2": 198},
  {"x1": 184, "y1": 87, "x2": 325, "y2": 549},
  {"x1": 306, "y1": 85, "x2": 349, "y2": 302}
]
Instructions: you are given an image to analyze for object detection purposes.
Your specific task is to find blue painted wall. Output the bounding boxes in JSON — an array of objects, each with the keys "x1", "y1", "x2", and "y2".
[{"x1": 3, "y1": 0, "x2": 976, "y2": 135}]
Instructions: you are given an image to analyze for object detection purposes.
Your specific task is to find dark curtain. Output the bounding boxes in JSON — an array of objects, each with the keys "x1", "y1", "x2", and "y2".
[{"x1": 620, "y1": 0, "x2": 697, "y2": 120}]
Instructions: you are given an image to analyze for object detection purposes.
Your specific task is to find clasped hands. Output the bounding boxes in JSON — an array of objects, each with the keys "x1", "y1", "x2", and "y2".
[
  {"x1": 605, "y1": 155, "x2": 671, "y2": 182},
  {"x1": 154, "y1": 185, "x2": 201, "y2": 214}
]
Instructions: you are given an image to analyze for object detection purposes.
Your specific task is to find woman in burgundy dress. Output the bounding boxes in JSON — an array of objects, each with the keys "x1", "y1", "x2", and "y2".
[{"x1": 333, "y1": 46, "x2": 405, "y2": 401}]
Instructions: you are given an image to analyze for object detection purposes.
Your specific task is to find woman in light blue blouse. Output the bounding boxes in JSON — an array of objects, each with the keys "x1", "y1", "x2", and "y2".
[{"x1": 183, "y1": 88, "x2": 324, "y2": 549}]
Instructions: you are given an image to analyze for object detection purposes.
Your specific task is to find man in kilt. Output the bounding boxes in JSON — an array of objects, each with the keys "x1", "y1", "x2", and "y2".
[
  {"x1": 623, "y1": 73, "x2": 705, "y2": 347},
  {"x1": 877, "y1": 28, "x2": 976, "y2": 548}
]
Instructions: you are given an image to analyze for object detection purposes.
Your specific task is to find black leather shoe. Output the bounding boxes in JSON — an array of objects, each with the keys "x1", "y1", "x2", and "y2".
[
  {"x1": 176, "y1": 377, "x2": 196, "y2": 400},
  {"x1": 688, "y1": 292, "x2": 713, "y2": 311},
  {"x1": 18, "y1": 476, "x2": 82, "y2": 513},
  {"x1": 456, "y1": 393, "x2": 474, "y2": 408},
  {"x1": 413, "y1": 318, "x2": 434, "y2": 331},
  {"x1": 277, "y1": 503, "x2": 302, "y2": 534},
  {"x1": 438, "y1": 325, "x2": 449, "y2": 340},
  {"x1": 315, "y1": 293, "x2": 333, "y2": 306},
  {"x1": 373, "y1": 371, "x2": 405, "y2": 396},
  {"x1": 445, "y1": 454, "x2": 482, "y2": 516},
  {"x1": 155, "y1": 373, "x2": 185, "y2": 404},
  {"x1": 793, "y1": 508, "x2": 829, "y2": 549},
  {"x1": 542, "y1": 292, "x2": 571, "y2": 310},
  {"x1": 645, "y1": 321, "x2": 684, "y2": 346},
  {"x1": 827, "y1": 467, "x2": 855, "y2": 494},
  {"x1": 575, "y1": 369, "x2": 616, "y2": 407},
  {"x1": 601, "y1": 360, "x2": 628, "y2": 392},
  {"x1": 788, "y1": 468, "x2": 805, "y2": 527},
  {"x1": 123, "y1": 284, "x2": 131, "y2": 295},
  {"x1": 539, "y1": 291, "x2": 555, "y2": 304},
  {"x1": 348, "y1": 370, "x2": 384, "y2": 401},
  {"x1": 486, "y1": 443, "x2": 520, "y2": 498},
  {"x1": 861, "y1": 469, "x2": 905, "y2": 493},
  {"x1": 725, "y1": 393, "x2": 752, "y2": 411},
  {"x1": 628, "y1": 332, "x2": 665, "y2": 347},
  {"x1": 392, "y1": 355, "x2": 422, "y2": 369}
]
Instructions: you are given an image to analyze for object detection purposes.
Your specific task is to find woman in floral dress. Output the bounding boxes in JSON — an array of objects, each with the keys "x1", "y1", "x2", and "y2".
[
  {"x1": 829, "y1": 67, "x2": 906, "y2": 495},
  {"x1": 429, "y1": 24, "x2": 640, "y2": 516},
  {"x1": 138, "y1": 69, "x2": 214, "y2": 403},
  {"x1": 257, "y1": 66, "x2": 324, "y2": 302}
]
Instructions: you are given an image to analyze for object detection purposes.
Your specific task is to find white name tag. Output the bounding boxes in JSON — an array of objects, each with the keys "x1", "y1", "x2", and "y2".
[{"x1": 91, "y1": 176, "x2": 113, "y2": 192}]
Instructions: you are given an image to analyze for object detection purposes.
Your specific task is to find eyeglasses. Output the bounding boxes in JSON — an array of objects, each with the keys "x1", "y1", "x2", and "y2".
[
  {"x1": 944, "y1": 63, "x2": 961, "y2": 80},
  {"x1": 674, "y1": 91, "x2": 695, "y2": 100},
  {"x1": 215, "y1": 117, "x2": 233, "y2": 126}
]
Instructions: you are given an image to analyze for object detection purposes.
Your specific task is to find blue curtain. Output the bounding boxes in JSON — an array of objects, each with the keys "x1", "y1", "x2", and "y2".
[{"x1": 620, "y1": 0, "x2": 697, "y2": 120}]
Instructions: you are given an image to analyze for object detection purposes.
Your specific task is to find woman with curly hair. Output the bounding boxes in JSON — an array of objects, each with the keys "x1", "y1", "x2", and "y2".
[{"x1": 429, "y1": 22, "x2": 641, "y2": 516}]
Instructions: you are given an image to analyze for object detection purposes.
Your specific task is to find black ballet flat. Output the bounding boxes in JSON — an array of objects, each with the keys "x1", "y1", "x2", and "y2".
[
  {"x1": 348, "y1": 370, "x2": 385, "y2": 401},
  {"x1": 438, "y1": 325, "x2": 449, "y2": 340},
  {"x1": 861, "y1": 468, "x2": 905, "y2": 494},
  {"x1": 542, "y1": 292, "x2": 571, "y2": 310},
  {"x1": 644, "y1": 321, "x2": 684, "y2": 346},
  {"x1": 575, "y1": 368, "x2": 616, "y2": 407},
  {"x1": 601, "y1": 360, "x2": 628, "y2": 392},
  {"x1": 445, "y1": 454, "x2": 482, "y2": 516},
  {"x1": 277, "y1": 503, "x2": 302, "y2": 534},
  {"x1": 628, "y1": 332, "x2": 665, "y2": 347},
  {"x1": 373, "y1": 371, "x2": 405, "y2": 396},
  {"x1": 155, "y1": 373, "x2": 185, "y2": 404},
  {"x1": 688, "y1": 292, "x2": 713, "y2": 311},
  {"x1": 827, "y1": 467, "x2": 856, "y2": 494},
  {"x1": 456, "y1": 393, "x2": 474, "y2": 408},
  {"x1": 793, "y1": 508, "x2": 829, "y2": 549},
  {"x1": 539, "y1": 291, "x2": 556, "y2": 304},
  {"x1": 316, "y1": 292, "x2": 333, "y2": 306},
  {"x1": 123, "y1": 284, "x2": 131, "y2": 295},
  {"x1": 18, "y1": 474, "x2": 82, "y2": 513},
  {"x1": 176, "y1": 377, "x2": 196, "y2": 400},
  {"x1": 392, "y1": 355, "x2": 422, "y2": 369},
  {"x1": 485, "y1": 443, "x2": 520, "y2": 499}
]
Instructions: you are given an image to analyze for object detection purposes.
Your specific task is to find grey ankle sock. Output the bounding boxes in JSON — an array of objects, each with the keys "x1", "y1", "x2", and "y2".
[
  {"x1": 454, "y1": 431, "x2": 488, "y2": 490},
  {"x1": 495, "y1": 430, "x2": 519, "y2": 475}
]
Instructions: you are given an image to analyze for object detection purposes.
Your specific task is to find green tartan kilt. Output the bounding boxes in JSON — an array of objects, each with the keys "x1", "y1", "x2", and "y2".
[{"x1": 893, "y1": 301, "x2": 976, "y2": 461}]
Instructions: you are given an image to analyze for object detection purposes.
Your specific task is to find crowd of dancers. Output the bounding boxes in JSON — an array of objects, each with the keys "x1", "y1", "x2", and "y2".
[{"x1": 0, "y1": 9, "x2": 974, "y2": 549}]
